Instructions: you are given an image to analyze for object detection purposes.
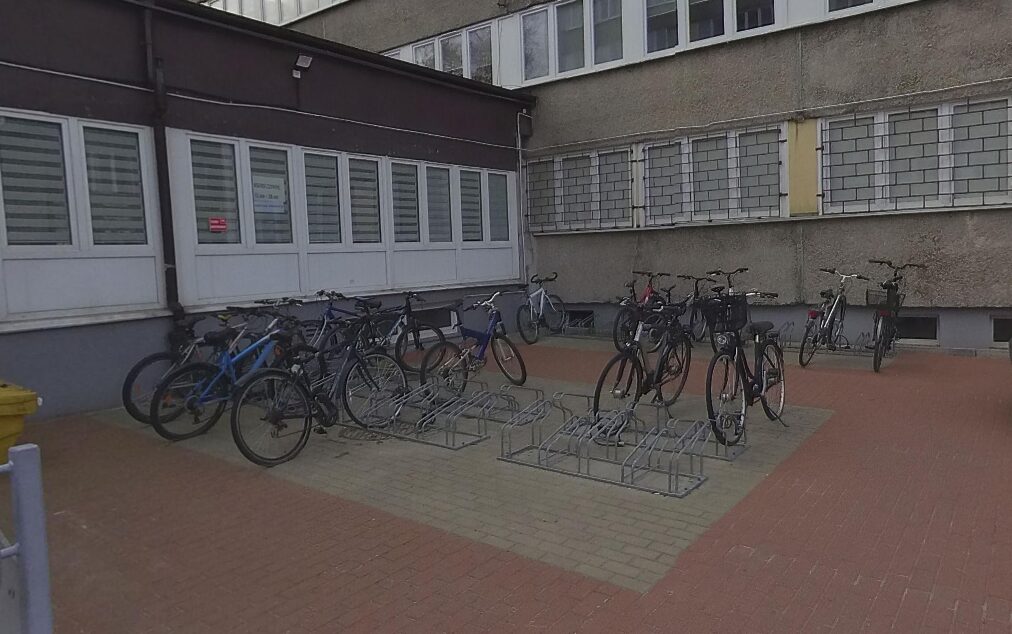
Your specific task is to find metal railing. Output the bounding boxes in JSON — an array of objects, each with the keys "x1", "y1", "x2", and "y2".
[{"x1": 0, "y1": 444, "x2": 53, "y2": 634}]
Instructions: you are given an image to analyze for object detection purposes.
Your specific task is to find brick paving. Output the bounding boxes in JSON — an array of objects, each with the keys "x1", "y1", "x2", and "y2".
[{"x1": 3, "y1": 341, "x2": 1012, "y2": 632}]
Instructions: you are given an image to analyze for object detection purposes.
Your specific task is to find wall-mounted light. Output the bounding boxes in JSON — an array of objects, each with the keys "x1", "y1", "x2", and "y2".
[{"x1": 292, "y1": 54, "x2": 313, "y2": 79}]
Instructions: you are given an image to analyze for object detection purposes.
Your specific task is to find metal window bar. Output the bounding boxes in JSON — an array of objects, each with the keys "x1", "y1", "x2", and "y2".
[{"x1": 525, "y1": 148, "x2": 634, "y2": 233}]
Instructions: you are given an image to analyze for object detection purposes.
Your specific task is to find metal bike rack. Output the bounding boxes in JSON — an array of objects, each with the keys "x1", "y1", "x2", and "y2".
[{"x1": 630, "y1": 401, "x2": 748, "y2": 462}]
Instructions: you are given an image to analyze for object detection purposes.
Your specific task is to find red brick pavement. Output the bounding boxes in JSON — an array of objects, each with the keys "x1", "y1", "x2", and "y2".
[{"x1": 8, "y1": 346, "x2": 1012, "y2": 632}]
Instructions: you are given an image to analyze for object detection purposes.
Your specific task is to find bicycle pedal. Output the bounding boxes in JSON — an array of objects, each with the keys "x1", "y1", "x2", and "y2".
[{"x1": 313, "y1": 426, "x2": 328, "y2": 435}]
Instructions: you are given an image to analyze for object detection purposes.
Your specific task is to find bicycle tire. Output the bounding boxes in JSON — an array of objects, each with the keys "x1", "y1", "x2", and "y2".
[
  {"x1": 689, "y1": 307, "x2": 707, "y2": 342},
  {"x1": 873, "y1": 318, "x2": 887, "y2": 373},
  {"x1": 394, "y1": 323, "x2": 446, "y2": 373},
  {"x1": 829, "y1": 296, "x2": 848, "y2": 348},
  {"x1": 593, "y1": 350, "x2": 644, "y2": 415},
  {"x1": 341, "y1": 352, "x2": 407, "y2": 428},
  {"x1": 491, "y1": 334, "x2": 527, "y2": 385},
  {"x1": 759, "y1": 340, "x2": 786, "y2": 421},
  {"x1": 149, "y1": 362, "x2": 230, "y2": 441},
  {"x1": 123, "y1": 351, "x2": 183, "y2": 424},
  {"x1": 516, "y1": 302, "x2": 540, "y2": 345},
  {"x1": 612, "y1": 306, "x2": 638, "y2": 351},
  {"x1": 656, "y1": 335, "x2": 691, "y2": 406},
  {"x1": 705, "y1": 352, "x2": 747, "y2": 446},
  {"x1": 544, "y1": 294, "x2": 567, "y2": 333},
  {"x1": 643, "y1": 313, "x2": 666, "y2": 354},
  {"x1": 230, "y1": 369, "x2": 313, "y2": 467},
  {"x1": 419, "y1": 341, "x2": 469, "y2": 397},
  {"x1": 798, "y1": 321, "x2": 819, "y2": 368}
]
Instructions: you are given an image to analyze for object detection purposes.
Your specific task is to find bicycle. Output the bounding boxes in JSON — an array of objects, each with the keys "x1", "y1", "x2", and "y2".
[
  {"x1": 516, "y1": 272, "x2": 567, "y2": 344},
  {"x1": 677, "y1": 274, "x2": 718, "y2": 343},
  {"x1": 867, "y1": 259, "x2": 927, "y2": 373},
  {"x1": 703, "y1": 286, "x2": 786, "y2": 446},
  {"x1": 613, "y1": 270, "x2": 672, "y2": 352},
  {"x1": 228, "y1": 300, "x2": 408, "y2": 466},
  {"x1": 592, "y1": 299, "x2": 692, "y2": 418},
  {"x1": 798, "y1": 268, "x2": 870, "y2": 367},
  {"x1": 419, "y1": 292, "x2": 527, "y2": 395}
]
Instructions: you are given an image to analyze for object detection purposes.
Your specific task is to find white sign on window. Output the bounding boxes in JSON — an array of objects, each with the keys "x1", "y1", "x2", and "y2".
[{"x1": 253, "y1": 175, "x2": 287, "y2": 214}]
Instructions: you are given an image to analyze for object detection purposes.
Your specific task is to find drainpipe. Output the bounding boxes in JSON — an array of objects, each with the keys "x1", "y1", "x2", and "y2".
[{"x1": 144, "y1": 7, "x2": 181, "y2": 314}]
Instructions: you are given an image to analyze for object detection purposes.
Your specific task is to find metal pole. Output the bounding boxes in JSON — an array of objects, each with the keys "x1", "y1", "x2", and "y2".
[{"x1": 10, "y1": 445, "x2": 54, "y2": 634}]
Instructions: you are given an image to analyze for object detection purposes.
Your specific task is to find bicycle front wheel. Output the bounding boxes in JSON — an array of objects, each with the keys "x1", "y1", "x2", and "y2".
[
  {"x1": 689, "y1": 308, "x2": 708, "y2": 342},
  {"x1": 759, "y1": 341, "x2": 786, "y2": 421},
  {"x1": 394, "y1": 323, "x2": 446, "y2": 373},
  {"x1": 612, "y1": 307, "x2": 638, "y2": 351},
  {"x1": 419, "y1": 341, "x2": 470, "y2": 397},
  {"x1": 706, "y1": 353, "x2": 747, "y2": 446},
  {"x1": 230, "y1": 369, "x2": 313, "y2": 467},
  {"x1": 491, "y1": 334, "x2": 527, "y2": 385},
  {"x1": 149, "y1": 362, "x2": 230, "y2": 441},
  {"x1": 544, "y1": 294, "x2": 567, "y2": 333},
  {"x1": 799, "y1": 321, "x2": 819, "y2": 368},
  {"x1": 656, "y1": 335, "x2": 691, "y2": 407},
  {"x1": 515, "y1": 302, "x2": 540, "y2": 345},
  {"x1": 593, "y1": 351, "x2": 644, "y2": 415},
  {"x1": 873, "y1": 317, "x2": 888, "y2": 373},
  {"x1": 341, "y1": 352, "x2": 408, "y2": 428}
]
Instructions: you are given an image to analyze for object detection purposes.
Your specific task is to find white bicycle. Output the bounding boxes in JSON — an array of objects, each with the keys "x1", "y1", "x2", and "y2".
[{"x1": 515, "y1": 273, "x2": 567, "y2": 344}]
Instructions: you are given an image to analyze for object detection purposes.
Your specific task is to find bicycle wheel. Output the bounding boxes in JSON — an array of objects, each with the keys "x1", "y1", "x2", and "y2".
[
  {"x1": 656, "y1": 335, "x2": 691, "y2": 407},
  {"x1": 706, "y1": 353, "x2": 747, "y2": 446},
  {"x1": 544, "y1": 294, "x2": 567, "y2": 333},
  {"x1": 831, "y1": 296, "x2": 848, "y2": 347},
  {"x1": 759, "y1": 341, "x2": 786, "y2": 421},
  {"x1": 873, "y1": 318, "x2": 887, "y2": 373},
  {"x1": 593, "y1": 351, "x2": 644, "y2": 414},
  {"x1": 394, "y1": 323, "x2": 446, "y2": 373},
  {"x1": 420, "y1": 342, "x2": 470, "y2": 397},
  {"x1": 491, "y1": 334, "x2": 527, "y2": 385},
  {"x1": 149, "y1": 362, "x2": 230, "y2": 441},
  {"x1": 230, "y1": 369, "x2": 313, "y2": 467},
  {"x1": 341, "y1": 352, "x2": 407, "y2": 428},
  {"x1": 612, "y1": 307, "x2": 638, "y2": 351},
  {"x1": 689, "y1": 307, "x2": 707, "y2": 342},
  {"x1": 643, "y1": 313, "x2": 666, "y2": 354},
  {"x1": 123, "y1": 351, "x2": 184, "y2": 424},
  {"x1": 798, "y1": 321, "x2": 820, "y2": 368},
  {"x1": 515, "y1": 302, "x2": 540, "y2": 345}
]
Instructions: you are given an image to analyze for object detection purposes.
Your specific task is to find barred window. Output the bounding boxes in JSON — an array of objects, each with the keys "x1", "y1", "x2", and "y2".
[
  {"x1": 691, "y1": 136, "x2": 730, "y2": 217},
  {"x1": 737, "y1": 129, "x2": 781, "y2": 216},
  {"x1": 952, "y1": 101, "x2": 1009, "y2": 203},
  {"x1": 824, "y1": 117, "x2": 876, "y2": 212},
  {"x1": 646, "y1": 142, "x2": 686, "y2": 224},
  {"x1": 597, "y1": 151, "x2": 631, "y2": 228},
  {"x1": 526, "y1": 160, "x2": 557, "y2": 233},
  {"x1": 888, "y1": 109, "x2": 939, "y2": 205},
  {"x1": 561, "y1": 155, "x2": 593, "y2": 225}
]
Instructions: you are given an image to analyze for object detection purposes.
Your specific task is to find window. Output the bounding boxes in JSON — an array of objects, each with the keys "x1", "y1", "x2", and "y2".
[
  {"x1": 829, "y1": 0, "x2": 872, "y2": 10},
  {"x1": 737, "y1": 130, "x2": 781, "y2": 216},
  {"x1": 737, "y1": 0, "x2": 774, "y2": 31},
  {"x1": 824, "y1": 117, "x2": 876, "y2": 210},
  {"x1": 561, "y1": 155, "x2": 593, "y2": 224},
  {"x1": 468, "y1": 26, "x2": 494, "y2": 84},
  {"x1": 593, "y1": 0, "x2": 623, "y2": 64},
  {"x1": 888, "y1": 109, "x2": 939, "y2": 205},
  {"x1": 83, "y1": 127, "x2": 147, "y2": 245},
  {"x1": 689, "y1": 0, "x2": 724, "y2": 42},
  {"x1": 952, "y1": 101, "x2": 1009, "y2": 203},
  {"x1": 557, "y1": 1, "x2": 585, "y2": 73},
  {"x1": 426, "y1": 167, "x2": 452, "y2": 242},
  {"x1": 440, "y1": 34, "x2": 464, "y2": 76},
  {"x1": 646, "y1": 143, "x2": 686, "y2": 223},
  {"x1": 691, "y1": 136, "x2": 730, "y2": 217},
  {"x1": 391, "y1": 162, "x2": 420, "y2": 242},
  {"x1": 526, "y1": 160, "x2": 557, "y2": 233},
  {"x1": 191, "y1": 140, "x2": 241, "y2": 244},
  {"x1": 896, "y1": 316, "x2": 938, "y2": 341},
  {"x1": 0, "y1": 116, "x2": 72, "y2": 245},
  {"x1": 460, "y1": 170, "x2": 484, "y2": 241},
  {"x1": 249, "y1": 147, "x2": 292, "y2": 244},
  {"x1": 304, "y1": 153, "x2": 340, "y2": 243},
  {"x1": 646, "y1": 0, "x2": 678, "y2": 53},
  {"x1": 597, "y1": 150, "x2": 631, "y2": 227},
  {"x1": 993, "y1": 318, "x2": 1012, "y2": 343},
  {"x1": 522, "y1": 10, "x2": 550, "y2": 80},
  {"x1": 488, "y1": 173, "x2": 510, "y2": 241},
  {"x1": 413, "y1": 42, "x2": 436, "y2": 68},
  {"x1": 349, "y1": 158, "x2": 381, "y2": 243}
]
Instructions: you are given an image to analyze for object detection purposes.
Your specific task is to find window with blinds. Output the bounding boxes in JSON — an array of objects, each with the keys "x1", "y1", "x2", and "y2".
[
  {"x1": 349, "y1": 158, "x2": 381, "y2": 243},
  {"x1": 84, "y1": 127, "x2": 147, "y2": 245},
  {"x1": 426, "y1": 167, "x2": 453, "y2": 243},
  {"x1": 0, "y1": 116, "x2": 72, "y2": 245},
  {"x1": 460, "y1": 170, "x2": 484, "y2": 241},
  {"x1": 191, "y1": 140, "x2": 241, "y2": 244},
  {"x1": 391, "y1": 162, "x2": 420, "y2": 243},
  {"x1": 305, "y1": 153, "x2": 341, "y2": 243},
  {"x1": 249, "y1": 147, "x2": 292, "y2": 244},
  {"x1": 488, "y1": 173, "x2": 510, "y2": 241}
]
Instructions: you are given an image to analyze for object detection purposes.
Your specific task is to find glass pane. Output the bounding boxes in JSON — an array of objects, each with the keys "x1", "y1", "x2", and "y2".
[
  {"x1": 426, "y1": 167, "x2": 452, "y2": 242},
  {"x1": 460, "y1": 170, "x2": 483, "y2": 241},
  {"x1": 0, "y1": 117, "x2": 71, "y2": 245},
  {"x1": 691, "y1": 136, "x2": 730, "y2": 217},
  {"x1": 468, "y1": 26, "x2": 494, "y2": 84},
  {"x1": 889, "y1": 109, "x2": 940, "y2": 205},
  {"x1": 414, "y1": 42, "x2": 436, "y2": 68},
  {"x1": 522, "y1": 11, "x2": 550, "y2": 80},
  {"x1": 829, "y1": 0, "x2": 872, "y2": 10},
  {"x1": 646, "y1": 0, "x2": 678, "y2": 53},
  {"x1": 440, "y1": 34, "x2": 464, "y2": 76},
  {"x1": 250, "y1": 147, "x2": 292, "y2": 244},
  {"x1": 689, "y1": 0, "x2": 724, "y2": 42},
  {"x1": 349, "y1": 159, "x2": 381, "y2": 243},
  {"x1": 391, "y1": 162, "x2": 420, "y2": 242},
  {"x1": 84, "y1": 127, "x2": 147, "y2": 245},
  {"x1": 305, "y1": 153, "x2": 340, "y2": 244},
  {"x1": 593, "y1": 0, "x2": 623, "y2": 64},
  {"x1": 488, "y1": 173, "x2": 509, "y2": 241},
  {"x1": 191, "y1": 140, "x2": 240, "y2": 244},
  {"x1": 736, "y1": 0, "x2": 774, "y2": 31},
  {"x1": 557, "y1": 0, "x2": 585, "y2": 72}
]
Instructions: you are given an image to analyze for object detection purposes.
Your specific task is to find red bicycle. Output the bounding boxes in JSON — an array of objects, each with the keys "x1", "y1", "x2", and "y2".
[{"x1": 612, "y1": 270, "x2": 673, "y2": 352}]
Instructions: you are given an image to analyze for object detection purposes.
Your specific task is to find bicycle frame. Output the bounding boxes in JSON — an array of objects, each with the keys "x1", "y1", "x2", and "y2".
[
  {"x1": 194, "y1": 331, "x2": 281, "y2": 405},
  {"x1": 456, "y1": 307, "x2": 503, "y2": 361}
]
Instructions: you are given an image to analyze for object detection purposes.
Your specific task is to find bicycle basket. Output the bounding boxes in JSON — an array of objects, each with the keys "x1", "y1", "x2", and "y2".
[
  {"x1": 866, "y1": 289, "x2": 904, "y2": 311},
  {"x1": 701, "y1": 295, "x2": 749, "y2": 333}
]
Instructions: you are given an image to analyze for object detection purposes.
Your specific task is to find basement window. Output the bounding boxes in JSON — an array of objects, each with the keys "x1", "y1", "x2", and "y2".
[
  {"x1": 993, "y1": 318, "x2": 1012, "y2": 343},
  {"x1": 896, "y1": 316, "x2": 938, "y2": 341}
]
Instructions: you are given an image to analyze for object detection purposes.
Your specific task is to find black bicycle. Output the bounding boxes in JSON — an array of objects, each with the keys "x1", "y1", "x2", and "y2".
[
  {"x1": 612, "y1": 271, "x2": 671, "y2": 352},
  {"x1": 867, "y1": 259, "x2": 927, "y2": 372},
  {"x1": 677, "y1": 274, "x2": 718, "y2": 343}
]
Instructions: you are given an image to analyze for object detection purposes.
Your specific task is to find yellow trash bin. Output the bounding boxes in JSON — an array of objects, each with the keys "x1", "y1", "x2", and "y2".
[{"x1": 0, "y1": 383, "x2": 39, "y2": 460}]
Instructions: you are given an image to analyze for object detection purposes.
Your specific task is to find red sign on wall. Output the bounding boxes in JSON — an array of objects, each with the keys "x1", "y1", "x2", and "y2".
[{"x1": 208, "y1": 217, "x2": 228, "y2": 233}]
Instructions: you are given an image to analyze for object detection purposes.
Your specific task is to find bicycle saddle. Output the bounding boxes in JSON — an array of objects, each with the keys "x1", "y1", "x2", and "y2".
[
  {"x1": 745, "y1": 321, "x2": 774, "y2": 336},
  {"x1": 203, "y1": 327, "x2": 238, "y2": 347}
]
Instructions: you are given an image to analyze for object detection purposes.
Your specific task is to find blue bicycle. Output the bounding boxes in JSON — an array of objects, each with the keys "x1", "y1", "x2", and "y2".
[{"x1": 419, "y1": 292, "x2": 527, "y2": 395}]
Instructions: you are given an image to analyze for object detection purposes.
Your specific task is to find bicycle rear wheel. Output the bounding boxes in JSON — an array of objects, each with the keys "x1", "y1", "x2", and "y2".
[
  {"x1": 873, "y1": 317, "x2": 888, "y2": 373},
  {"x1": 759, "y1": 341, "x2": 786, "y2": 421},
  {"x1": 544, "y1": 294, "x2": 567, "y2": 333},
  {"x1": 515, "y1": 302, "x2": 540, "y2": 344},
  {"x1": 706, "y1": 353, "x2": 747, "y2": 446},
  {"x1": 491, "y1": 334, "x2": 527, "y2": 385},
  {"x1": 593, "y1": 351, "x2": 644, "y2": 415},
  {"x1": 612, "y1": 307, "x2": 637, "y2": 351},
  {"x1": 341, "y1": 352, "x2": 407, "y2": 428},
  {"x1": 656, "y1": 335, "x2": 691, "y2": 407},
  {"x1": 149, "y1": 362, "x2": 230, "y2": 441},
  {"x1": 394, "y1": 323, "x2": 446, "y2": 373},
  {"x1": 230, "y1": 369, "x2": 313, "y2": 467},
  {"x1": 798, "y1": 321, "x2": 819, "y2": 368},
  {"x1": 123, "y1": 351, "x2": 184, "y2": 424}
]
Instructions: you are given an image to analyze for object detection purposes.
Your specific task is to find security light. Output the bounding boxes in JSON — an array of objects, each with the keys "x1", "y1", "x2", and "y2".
[{"x1": 295, "y1": 55, "x2": 313, "y2": 69}]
